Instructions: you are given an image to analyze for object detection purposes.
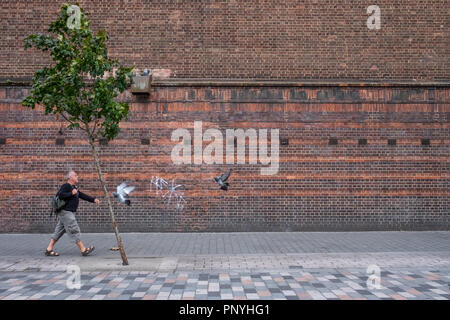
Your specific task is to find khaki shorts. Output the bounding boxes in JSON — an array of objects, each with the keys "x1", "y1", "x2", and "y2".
[{"x1": 51, "y1": 209, "x2": 81, "y2": 244}]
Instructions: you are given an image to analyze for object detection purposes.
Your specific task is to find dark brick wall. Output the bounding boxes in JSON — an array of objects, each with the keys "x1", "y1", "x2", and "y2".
[
  {"x1": 0, "y1": 0, "x2": 449, "y2": 81},
  {"x1": 0, "y1": 84, "x2": 449, "y2": 232}
]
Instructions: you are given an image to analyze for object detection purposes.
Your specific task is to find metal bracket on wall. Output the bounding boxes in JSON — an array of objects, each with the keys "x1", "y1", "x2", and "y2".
[{"x1": 131, "y1": 75, "x2": 151, "y2": 95}]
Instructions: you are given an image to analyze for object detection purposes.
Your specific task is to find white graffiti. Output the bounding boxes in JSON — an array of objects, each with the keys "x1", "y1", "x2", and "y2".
[{"x1": 150, "y1": 176, "x2": 186, "y2": 210}]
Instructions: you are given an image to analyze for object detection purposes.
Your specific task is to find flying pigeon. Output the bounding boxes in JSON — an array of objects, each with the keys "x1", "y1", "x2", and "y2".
[
  {"x1": 214, "y1": 169, "x2": 232, "y2": 191},
  {"x1": 141, "y1": 68, "x2": 150, "y2": 76},
  {"x1": 113, "y1": 182, "x2": 135, "y2": 206}
]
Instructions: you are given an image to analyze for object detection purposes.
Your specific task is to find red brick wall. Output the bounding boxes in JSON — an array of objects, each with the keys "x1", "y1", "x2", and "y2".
[
  {"x1": 0, "y1": 0, "x2": 449, "y2": 81},
  {"x1": 0, "y1": 84, "x2": 448, "y2": 232},
  {"x1": 0, "y1": 1, "x2": 448, "y2": 232}
]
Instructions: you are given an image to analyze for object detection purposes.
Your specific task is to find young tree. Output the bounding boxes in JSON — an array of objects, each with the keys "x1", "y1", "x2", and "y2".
[{"x1": 22, "y1": 4, "x2": 134, "y2": 265}]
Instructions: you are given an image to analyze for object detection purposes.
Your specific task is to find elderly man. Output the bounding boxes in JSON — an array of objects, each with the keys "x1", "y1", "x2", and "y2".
[{"x1": 45, "y1": 171, "x2": 100, "y2": 256}]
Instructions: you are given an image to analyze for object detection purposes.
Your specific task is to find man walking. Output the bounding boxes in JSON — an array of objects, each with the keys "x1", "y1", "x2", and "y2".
[{"x1": 45, "y1": 171, "x2": 100, "y2": 256}]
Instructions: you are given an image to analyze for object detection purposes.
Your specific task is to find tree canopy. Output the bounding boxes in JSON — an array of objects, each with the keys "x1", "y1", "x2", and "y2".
[{"x1": 22, "y1": 3, "x2": 134, "y2": 141}]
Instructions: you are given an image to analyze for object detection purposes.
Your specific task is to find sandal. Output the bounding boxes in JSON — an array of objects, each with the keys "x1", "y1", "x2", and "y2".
[
  {"x1": 45, "y1": 249, "x2": 59, "y2": 257},
  {"x1": 81, "y1": 245, "x2": 95, "y2": 256}
]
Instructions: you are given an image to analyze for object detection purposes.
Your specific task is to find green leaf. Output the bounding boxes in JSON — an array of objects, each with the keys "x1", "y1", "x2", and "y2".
[{"x1": 22, "y1": 3, "x2": 134, "y2": 141}]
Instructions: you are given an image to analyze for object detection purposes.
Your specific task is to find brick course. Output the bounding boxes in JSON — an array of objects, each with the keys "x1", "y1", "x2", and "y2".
[
  {"x1": 0, "y1": 84, "x2": 448, "y2": 232},
  {"x1": 0, "y1": 0, "x2": 449, "y2": 81}
]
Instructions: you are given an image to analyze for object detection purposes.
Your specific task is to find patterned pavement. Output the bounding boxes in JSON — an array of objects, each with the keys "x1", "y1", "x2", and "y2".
[
  {"x1": 0, "y1": 268, "x2": 449, "y2": 300},
  {"x1": 0, "y1": 232, "x2": 448, "y2": 300}
]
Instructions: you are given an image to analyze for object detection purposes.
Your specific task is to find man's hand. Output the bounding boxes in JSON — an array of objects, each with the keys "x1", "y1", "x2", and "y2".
[
  {"x1": 94, "y1": 198, "x2": 100, "y2": 205},
  {"x1": 72, "y1": 188, "x2": 78, "y2": 195}
]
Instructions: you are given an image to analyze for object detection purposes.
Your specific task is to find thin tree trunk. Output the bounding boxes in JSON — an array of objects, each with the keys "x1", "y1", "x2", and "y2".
[{"x1": 87, "y1": 135, "x2": 129, "y2": 266}]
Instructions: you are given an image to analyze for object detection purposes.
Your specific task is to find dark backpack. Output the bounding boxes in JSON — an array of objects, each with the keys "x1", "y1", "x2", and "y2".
[{"x1": 50, "y1": 188, "x2": 66, "y2": 216}]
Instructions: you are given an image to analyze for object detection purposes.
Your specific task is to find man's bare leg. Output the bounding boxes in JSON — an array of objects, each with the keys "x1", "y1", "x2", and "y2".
[
  {"x1": 46, "y1": 238, "x2": 57, "y2": 252},
  {"x1": 76, "y1": 240, "x2": 86, "y2": 253}
]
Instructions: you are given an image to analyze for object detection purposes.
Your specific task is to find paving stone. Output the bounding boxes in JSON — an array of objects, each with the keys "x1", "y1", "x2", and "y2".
[{"x1": 0, "y1": 232, "x2": 449, "y2": 300}]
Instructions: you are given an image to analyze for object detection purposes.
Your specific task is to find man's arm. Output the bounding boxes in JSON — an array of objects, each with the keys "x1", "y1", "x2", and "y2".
[
  {"x1": 79, "y1": 190, "x2": 96, "y2": 203},
  {"x1": 58, "y1": 184, "x2": 74, "y2": 200}
]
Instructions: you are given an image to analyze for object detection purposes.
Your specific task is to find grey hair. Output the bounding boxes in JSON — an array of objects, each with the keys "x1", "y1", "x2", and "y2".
[{"x1": 66, "y1": 170, "x2": 75, "y2": 180}]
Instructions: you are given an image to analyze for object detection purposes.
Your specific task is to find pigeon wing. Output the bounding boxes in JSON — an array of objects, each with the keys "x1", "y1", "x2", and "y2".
[
  {"x1": 118, "y1": 194, "x2": 126, "y2": 203},
  {"x1": 220, "y1": 169, "x2": 232, "y2": 182},
  {"x1": 122, "y1": 186, "x2": 135, "y2": 195},
  {"x1": 116, "y1": 182, "x2": 127, "y2": 193}
]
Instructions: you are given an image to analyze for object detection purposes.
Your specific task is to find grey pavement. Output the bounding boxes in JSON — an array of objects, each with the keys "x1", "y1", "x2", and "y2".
[
  {"x1": 0, "y1": 231, "x2": 449, "y2": 272},
  {"x1": 0, "y1": 231, "x2": 449, "y2": 300}
]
